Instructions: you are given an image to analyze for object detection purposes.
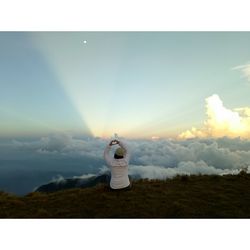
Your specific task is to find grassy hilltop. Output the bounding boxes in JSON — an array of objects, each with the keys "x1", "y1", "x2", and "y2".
[{"x1": 0, "y1": 172, "x2": 250, "y2": 218}]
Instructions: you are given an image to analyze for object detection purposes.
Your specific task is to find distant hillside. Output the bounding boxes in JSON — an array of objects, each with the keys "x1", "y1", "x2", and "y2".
[
  {"x1": 0, "y1": 172, "x2": 250, "y2": 218},
  {"x1": 35, "y1": 174, "x2": 110, "y2": 193}
]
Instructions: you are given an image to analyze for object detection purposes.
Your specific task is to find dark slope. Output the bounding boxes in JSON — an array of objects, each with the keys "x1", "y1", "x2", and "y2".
[{"x1": 0, "y1": 172, "x2": 250, "y2": 218}]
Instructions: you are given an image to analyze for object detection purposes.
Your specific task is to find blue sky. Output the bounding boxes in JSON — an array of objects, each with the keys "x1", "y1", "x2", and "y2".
[{"x1": 0, "y1": 32, "x2": 250, "y2": 139}]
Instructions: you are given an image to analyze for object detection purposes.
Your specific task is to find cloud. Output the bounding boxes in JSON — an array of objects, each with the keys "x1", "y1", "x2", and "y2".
[
  {"x1": 179, "y1": 94, "x2": 250, "y2": 139},
  {"x1": 126, "y1": 137, "x2": 250, "y2": 179},
  {"x1": 51, "y1": 175, "x2": 67, "y2": 184},
  {"x1": 128, "y1": 162, "x2": 244, "y2": 180},
  {"x1": 8, "y1": 134, "x2": 250, "y2": 172},
  {"x1": 233, "y1": 63, "x2": 250, "y2": 83},
  {"x1": 129, "y1": 138, "x2": 250, "y2": 170},
  {"x1": 33, "y1": 136, "x2": 243, "y2": 184},
  {"x1": 39, "y1": 133, "x2": 72, "y2": 153},
  {"x1": 50, "y1": 173, "x2": 96, "y2": 184},
  {"x1": 1, "y1": 133, "x2": 250, "y2": 194},
  {"x1": 12, "y1": 133, "x2": 107, "y2": 160}
]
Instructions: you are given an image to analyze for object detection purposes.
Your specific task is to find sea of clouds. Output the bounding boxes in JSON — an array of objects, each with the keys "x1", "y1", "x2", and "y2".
[
  {"x1": 5, "y1": 134, "x2": 250, "y2": 176},
  {"x1": 0, "y1": 133, "x2": 250, "y2": 194},
  {"x1": 12, "y1": 134, "x2": 250, "y2": 172}
]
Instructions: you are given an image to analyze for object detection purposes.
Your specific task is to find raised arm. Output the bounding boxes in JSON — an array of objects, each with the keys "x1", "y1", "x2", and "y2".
[{"x1": 104, "y1": 143, "x2": 113, "y2": 166}]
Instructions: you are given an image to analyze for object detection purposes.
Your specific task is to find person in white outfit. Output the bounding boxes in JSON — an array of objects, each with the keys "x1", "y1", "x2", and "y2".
[{"x1": 104, "y1": 139, "x2": 131, "y2": 190}]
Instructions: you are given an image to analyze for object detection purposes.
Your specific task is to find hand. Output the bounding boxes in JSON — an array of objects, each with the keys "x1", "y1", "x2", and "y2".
[{"x1": 109, "y1": 140, "x2": 119, "y2": 146}]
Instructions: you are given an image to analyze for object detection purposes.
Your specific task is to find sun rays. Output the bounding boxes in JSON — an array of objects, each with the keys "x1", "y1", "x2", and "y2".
[{"x1": 5, "y1": 32, "x2": 247, "y2": 140}]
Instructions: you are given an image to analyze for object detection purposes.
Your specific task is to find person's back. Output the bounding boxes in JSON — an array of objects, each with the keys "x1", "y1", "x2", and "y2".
[{"x1": 104, "y1": 139, "x2": 131, "y2": 190}]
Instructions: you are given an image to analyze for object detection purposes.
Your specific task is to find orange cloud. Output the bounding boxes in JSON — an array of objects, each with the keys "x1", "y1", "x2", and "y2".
[{"x1": 179, "y1": 94, "x2": 250, "y2": 139}]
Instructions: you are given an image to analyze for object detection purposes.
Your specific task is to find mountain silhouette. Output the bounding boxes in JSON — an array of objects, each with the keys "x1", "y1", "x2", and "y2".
[{"x1": 35, "y1": 174, "x2": 110, "y2": 193}]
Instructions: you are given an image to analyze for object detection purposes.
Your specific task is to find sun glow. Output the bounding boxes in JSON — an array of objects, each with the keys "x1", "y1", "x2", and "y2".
[{"x1": 31, "y1": 34, "x2": 164, "y2": 138}]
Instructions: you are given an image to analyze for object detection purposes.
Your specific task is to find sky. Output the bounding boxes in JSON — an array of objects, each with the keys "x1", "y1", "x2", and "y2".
[{"x1": 0, "y1": 32, "x2": 250, "y2": 139}]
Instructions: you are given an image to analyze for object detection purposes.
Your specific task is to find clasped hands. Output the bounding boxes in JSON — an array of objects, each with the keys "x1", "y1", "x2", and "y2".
[{"x1": 109, "y1": 139, "x2": 120, "y2": 146}]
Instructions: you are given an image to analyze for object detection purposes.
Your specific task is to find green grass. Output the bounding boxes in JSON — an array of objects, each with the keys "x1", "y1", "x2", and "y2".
[{"x1": 1, "y1": 172, "x2": 250, "y2": 218}]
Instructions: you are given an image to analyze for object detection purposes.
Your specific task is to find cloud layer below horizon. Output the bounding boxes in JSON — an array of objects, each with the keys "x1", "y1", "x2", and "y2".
[{"x1": 2, "y1": 134, "x2": 250, "y2": 184}]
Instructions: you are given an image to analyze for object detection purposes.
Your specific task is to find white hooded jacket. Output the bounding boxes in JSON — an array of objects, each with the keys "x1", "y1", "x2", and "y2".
[{"x1": 104, "y1": 141, "x2": 130, "y2": 189}]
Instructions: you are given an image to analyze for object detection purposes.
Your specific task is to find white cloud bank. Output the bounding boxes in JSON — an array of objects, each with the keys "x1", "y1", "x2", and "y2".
[
  {"x1": 179, "y1": 94, "x2": 250, "y2": 139},
  {"x1": 40, "y1": 134, "x2": 250, "y2": 180},
  {"x1": 6, "y1": 131, "x2": 250, "y2": 182},
  {"x1": 128, "y1": 162, "x2": 245, "y2": 180}
]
